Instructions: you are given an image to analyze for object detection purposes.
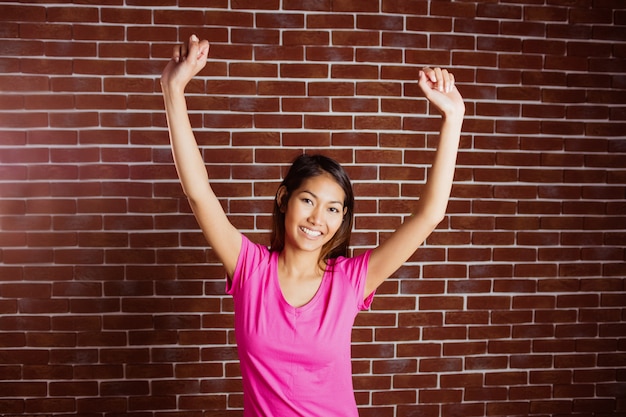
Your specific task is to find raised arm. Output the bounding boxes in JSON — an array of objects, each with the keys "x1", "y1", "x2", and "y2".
[
  {"x1": 365, "y1": 67, "x2": 465, "y2": 296},
  {"x1": 161, "y1": 35, "x2": 241, "y2": 277}
]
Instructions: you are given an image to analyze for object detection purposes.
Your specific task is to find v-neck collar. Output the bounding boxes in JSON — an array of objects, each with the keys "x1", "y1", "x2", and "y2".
[{"x1": 271, "y1": 251, "x2": 331, "y2": 312}]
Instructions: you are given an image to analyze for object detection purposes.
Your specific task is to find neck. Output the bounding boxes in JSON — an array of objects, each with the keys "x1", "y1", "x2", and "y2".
[{"x1": 279, "y1": 246, "x2": 325, "y2": 279}]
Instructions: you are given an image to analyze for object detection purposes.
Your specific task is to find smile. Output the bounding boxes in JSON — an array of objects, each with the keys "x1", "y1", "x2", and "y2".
[{"x1": 300, "y1": 226, "x2": 322, "y2": 237}]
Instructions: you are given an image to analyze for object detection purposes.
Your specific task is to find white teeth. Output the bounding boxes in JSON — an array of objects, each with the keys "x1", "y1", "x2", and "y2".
[{"x1": 301, "y1": 227, "x2": 322, "y2": 237}]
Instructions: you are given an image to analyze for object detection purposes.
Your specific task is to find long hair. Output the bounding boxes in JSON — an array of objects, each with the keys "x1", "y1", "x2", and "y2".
[{"x1": 269, "y1": 154, "x2": 354, "y2": 262}]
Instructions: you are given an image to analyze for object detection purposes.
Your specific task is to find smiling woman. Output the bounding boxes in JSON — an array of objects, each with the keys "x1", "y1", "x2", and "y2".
[
  {"x1": 271, "y1": 154, "x2": 354, "y2": 264},
  {"x1": 160, "y1": 33, "x2": 464, "y2": 417},
  {"x1": 277, "y1": 168, "x2": 349, "y2": 306}
]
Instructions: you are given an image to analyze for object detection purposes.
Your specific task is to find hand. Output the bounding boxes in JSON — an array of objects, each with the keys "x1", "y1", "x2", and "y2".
[
  {"x1": 418, "y1": 67, "x2": 465, "y2": 120},
  {"x1": 161, "y1": 34, "x2": 210, "y2": 93}
]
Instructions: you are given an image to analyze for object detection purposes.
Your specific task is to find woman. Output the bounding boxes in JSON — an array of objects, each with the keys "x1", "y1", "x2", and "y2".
[{"x1": 161, "y1": 34, "x2": 464, "y2": 416}]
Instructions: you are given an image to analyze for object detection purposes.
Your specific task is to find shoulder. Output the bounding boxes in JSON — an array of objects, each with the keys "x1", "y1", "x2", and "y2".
[
  {"x1": 240, "y1": 234, "x2": 269, "y2": 255},
  {"x1": 236, "y1": 234, "x2": 274, "y2": 271},
  {"x1": 227, "y1": 234, "x2": 273, "y2": 292},
  {"x1": 329, "y1": 250, "x2": 375, "y2": 310},
  {"x1": 333, "y1": 249, "x2": 371, "y2": 267},
  {"x1": 330, "y1": 250, "x2": 372, "y2": 281}
]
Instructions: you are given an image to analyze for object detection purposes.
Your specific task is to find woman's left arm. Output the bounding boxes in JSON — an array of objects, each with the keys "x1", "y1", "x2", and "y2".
[{"x1": 365, "y1": 67, "x2": 465, "y2": 296}]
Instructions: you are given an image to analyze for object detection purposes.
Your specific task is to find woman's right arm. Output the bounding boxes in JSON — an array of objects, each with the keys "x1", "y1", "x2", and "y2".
[{"x1": 161, "y1": 34, "x2": 241, "y2": 277}]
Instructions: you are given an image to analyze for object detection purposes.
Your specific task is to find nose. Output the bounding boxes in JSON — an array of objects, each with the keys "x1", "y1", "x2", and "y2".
[{"x1": 308, "y1": 205, "x2": 323, "y2": 225}]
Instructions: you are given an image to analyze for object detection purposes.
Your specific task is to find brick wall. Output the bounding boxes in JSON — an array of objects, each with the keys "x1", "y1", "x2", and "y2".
[{"x1": 1, "y1": 1, "x2": 625, "y2": 416}]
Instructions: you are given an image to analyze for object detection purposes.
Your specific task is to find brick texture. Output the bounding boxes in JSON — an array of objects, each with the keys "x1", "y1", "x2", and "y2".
[{"x1": 1, "y1": 1, "x2": 625, "y2": 416}]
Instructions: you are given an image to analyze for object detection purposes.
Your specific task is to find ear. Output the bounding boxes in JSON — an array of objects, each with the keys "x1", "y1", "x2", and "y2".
[{"x1": 276, "y1": 185, "x2": 288, "y2": 213}]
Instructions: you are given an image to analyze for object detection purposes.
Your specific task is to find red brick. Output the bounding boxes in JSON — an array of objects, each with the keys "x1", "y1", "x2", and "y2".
[
  {"x1": 0, "y1": 5, "x2": 46, "y2": 21},
  {"x1": 229, "y1": 63, "x2": 275, "y2": 80},
  {"x1": 422, "y1": 326, "x2": 467, "y2": 341},
  {"x1": 254, "y1": 45, "x2": 304, "y2": 61},
  {"x1": 76, "y1": 397, "x2": 126, "y2": 413},
  {"x1": 49, "y1": 381, "x2": 98, "y2": 397},
  {"x1": 486, "y1": 401, "x2": 530, "y2": 416},
  {"x1": 303, "y1": 114, "x2": 351, "y2": 130},
  {"x1": 20, "y1": 23, "x2": 72, "y2": 39},
  {"x1": 419, "y1": 388, "x2": 463, "y2": 404},
  {"x1": 306, "y1": 12, "x2": 352, "y2": 27},
  {"x1": 283, "y1": 31, "x2": 328, "y2": 47},
  {"x1": 373, "y1": 389, "x2": 416, "y2": 405},
  {"x1": 469, "y1": 325, "x2": 511, "y2": 340},
  {"x1": 309, "y1": 81, "x2": 354, "y2": 96}
]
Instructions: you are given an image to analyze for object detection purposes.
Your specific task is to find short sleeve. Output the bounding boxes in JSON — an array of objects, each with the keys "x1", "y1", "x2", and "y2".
[
  {"x1": 225, "y1": 234, "x2": 268, "y2": 297},
  {"x1": 334, "y1": 250, "x2": 375, "y2": 311}
]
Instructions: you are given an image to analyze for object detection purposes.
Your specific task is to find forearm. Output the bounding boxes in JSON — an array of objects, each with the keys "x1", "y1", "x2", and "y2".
[
  {"x1": 162, "y1": 87, "x2": 211, "y2": 200},
  {"x1": 413, "y1": 114, "x2": 464, "y2": 225},
  {"x1": 365, "y1": 67, "x2": 465, "y2": 293}
]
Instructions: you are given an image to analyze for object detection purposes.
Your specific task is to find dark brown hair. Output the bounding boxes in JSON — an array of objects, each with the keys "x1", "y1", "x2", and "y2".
[{"x1": 269, "y1": 154, "x2": 354, "y2": 262}]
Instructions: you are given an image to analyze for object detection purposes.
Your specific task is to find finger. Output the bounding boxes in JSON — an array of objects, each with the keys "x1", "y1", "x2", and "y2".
[
  {"x1": 422, "y1": 67, "x2": 436, "y2": 84},
  {"x1": 448, "y1": 72, "x2": 456, "y2": 92},
  {"x1": 417, "y1": 69, "x2": 433, "y2": 95},
  {"x1": 181, "y1": 40, "x2": 188, "y2": 61},
  {"x1": 433, "y1": 67, "x2": 444, "y2": 92},
  {"x1": 441, "y1": 68, "x2": 450, "y2": 93},
  {"x1": 197, "y1": 39, "x2": 210, "y2": 60},
  {"x1": 186, "y1": 34, "x2": 202, "y2": 63},
  {"x1": 171, "y1": 45, "x2": 179, "y2": 63}
]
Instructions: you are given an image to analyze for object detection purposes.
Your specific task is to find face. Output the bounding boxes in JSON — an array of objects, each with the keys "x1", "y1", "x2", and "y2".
[{"x1": 282, "y1": 173, "x2": 346, "y2": 255}]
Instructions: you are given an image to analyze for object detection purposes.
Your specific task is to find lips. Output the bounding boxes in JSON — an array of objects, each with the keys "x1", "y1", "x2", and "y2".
[{"x1": 300, "y1": 226, "x2": 322, "y2": 238}]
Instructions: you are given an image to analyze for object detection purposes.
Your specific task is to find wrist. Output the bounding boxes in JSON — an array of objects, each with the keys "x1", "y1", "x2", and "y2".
[
  {"x1": 161, "y1": 82, "x2": 186, "y2": 102},
  {"x1": 441, "y1": 112, "x2": 464, "y2": 127},
  {"x1": 161, "y1": 78, "x2": 183, "y2": 93}
]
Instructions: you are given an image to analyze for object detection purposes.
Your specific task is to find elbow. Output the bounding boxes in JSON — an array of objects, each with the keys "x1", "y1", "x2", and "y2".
[
  {"x1": 415, "y1": 203, "x2": 447, "y2": 229},
  {"x1": 428, "y1": 212, "x2": 446, "y2": 230},
  {"x1": 183, "y1": 183, "x2": 215, "y2": 210},
  {"x1": 418, "y1": 208, "x2": 447, "y2": 234},
  {"x1": 179, "y1": 183, "x2": 200, "y2": 205},
  {"x1": 185, "y1": 191, "x2": 205, "y2": 208}
]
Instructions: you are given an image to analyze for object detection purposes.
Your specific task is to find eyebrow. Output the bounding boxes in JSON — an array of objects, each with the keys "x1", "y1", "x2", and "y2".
[{"x1": 302, "y1": 190, "x2": 344, "y2": 206}]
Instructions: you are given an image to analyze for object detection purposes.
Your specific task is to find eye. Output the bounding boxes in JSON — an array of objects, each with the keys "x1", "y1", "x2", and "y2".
[
  {"x1": 301, "y1": 198, "x2": 313, "y2": 205},
  {"x1": 328, "y1": 206, "x2": 341, "y2": 214}
]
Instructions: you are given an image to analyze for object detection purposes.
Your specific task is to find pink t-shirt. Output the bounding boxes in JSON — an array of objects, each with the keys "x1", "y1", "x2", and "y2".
[{"x1": 226, "y1": 234, "x2": 374, "y2": 417}]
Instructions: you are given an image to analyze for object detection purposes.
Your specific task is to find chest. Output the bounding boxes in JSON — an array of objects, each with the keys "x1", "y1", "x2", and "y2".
[
  {"x1": 233, "y1": 264, "x2": 359, "y2": 356},
  {"x1": 278, "y1": 274, "x2": 323, "y2": 308}
]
